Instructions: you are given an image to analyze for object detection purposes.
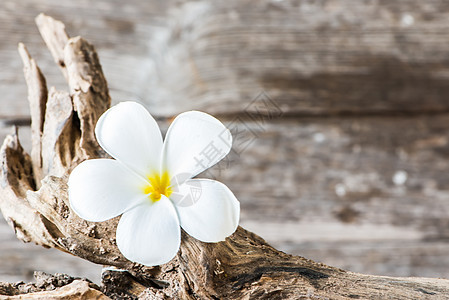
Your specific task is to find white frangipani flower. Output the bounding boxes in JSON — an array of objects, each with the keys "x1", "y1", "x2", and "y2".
[{"x1": 68, "y1": 101, "x2": 240, "y2": 266}]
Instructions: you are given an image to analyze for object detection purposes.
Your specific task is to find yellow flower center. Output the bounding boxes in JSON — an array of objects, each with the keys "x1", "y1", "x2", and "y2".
[{"x1": 142, "y1": 171, "x2": 172, "y2": 203}]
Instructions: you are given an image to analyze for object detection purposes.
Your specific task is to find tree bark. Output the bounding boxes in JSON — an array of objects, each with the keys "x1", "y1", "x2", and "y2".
[{"x1": 1, "y1": 14, "x2": 449, "y2": 299}]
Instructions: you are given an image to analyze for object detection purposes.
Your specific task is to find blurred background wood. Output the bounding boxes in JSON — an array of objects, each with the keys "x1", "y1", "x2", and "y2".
[{"x1": 2, "y1": 0, "x2": 449, "y2": 283}]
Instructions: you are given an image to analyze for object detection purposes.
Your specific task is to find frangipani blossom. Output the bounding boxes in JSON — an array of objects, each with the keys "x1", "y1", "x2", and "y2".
[{"x1": 68, "y1": 101, "x2": 240, "y2": 266}]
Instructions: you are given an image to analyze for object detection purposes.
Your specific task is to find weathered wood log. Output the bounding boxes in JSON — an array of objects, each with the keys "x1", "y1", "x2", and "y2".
[{"x1": 2, "y1": 13, "x2": 449, "y2": 299}]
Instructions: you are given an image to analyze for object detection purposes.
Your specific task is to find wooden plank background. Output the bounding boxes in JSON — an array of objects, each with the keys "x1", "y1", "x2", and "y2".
[{"x1": 2, "y1": 0, "x2": 449, "y2": 284}]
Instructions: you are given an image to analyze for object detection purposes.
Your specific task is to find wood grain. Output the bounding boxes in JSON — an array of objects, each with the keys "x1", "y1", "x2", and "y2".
[
  {"x1": 3, "y1": 112, "x2": 449, "y2": 281},
  {"x1": 142, "y1": 0, "x2": 449, "y2": 117},
  {"x1": 0, "y1": 0, "x2": 167, "y2": 118},
  {"x1": 206, "y1": 114, "x2": 449, "y2": 278},
  {"x1": 4, "y1": 1, "x2": 449, "y2": 117},
  {"x1": 2, "y1": 15, "x2": 449, "y2": 298},
  {"x1": 2, "y1": 0, "x2": 449, "y2": 294}
]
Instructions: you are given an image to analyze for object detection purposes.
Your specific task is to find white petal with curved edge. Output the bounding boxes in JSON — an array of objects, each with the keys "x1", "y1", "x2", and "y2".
[
  {"x1": 68, "y1": 159, "x2": 148, "y2": 222},
  {"x1": 174, "y1": 179, "x2": 240, "y2": 243},
  {"x1": 95, "y1": 101, "x2": 163, "y2": 176},
  {"x1": 116, "y1": 197, "x2": 180, "y2": 266},
  {"x1": 162, "y1": 111, "x2": 232, "y2": 182}
]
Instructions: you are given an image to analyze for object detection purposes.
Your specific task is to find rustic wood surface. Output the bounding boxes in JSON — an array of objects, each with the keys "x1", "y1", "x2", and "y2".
[
  {"x1": 5, "y1": 0, "x2": 449, "y2": 117},
  {"x1": 1, "y1": 0, "x2": 449, "y2": 291},
  {"x1": 2, "y1": 59, "x2": 449, "y2": 298}
]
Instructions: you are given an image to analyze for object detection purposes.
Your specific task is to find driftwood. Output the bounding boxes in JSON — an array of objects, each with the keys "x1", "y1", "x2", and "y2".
[
  {"x1": 0, "y1": 271, "x2": 106, "y2": 299},
  {"x1": 1, "y1": 14, "x2": 449, "y2": 299}
]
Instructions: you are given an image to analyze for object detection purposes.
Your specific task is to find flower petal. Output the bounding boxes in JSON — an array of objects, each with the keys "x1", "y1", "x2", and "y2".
[
  {"x1": 68, "y1": 159, "x2": 147, "y2": 222},
  {"x1": 162, "y1": 111, "x2": 232, "y2": 181},
  {"x1": 116, "y1": 197, "x2": 180, "y2": 266},
  {"x1": 95, "y1": 101, "x2": 163, "y2": 176},
  {"x1": 173, "y1": 179, "x2": 240, "y2": 242}
]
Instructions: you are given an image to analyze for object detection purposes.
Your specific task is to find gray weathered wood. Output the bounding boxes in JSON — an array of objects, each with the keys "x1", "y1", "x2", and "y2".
[
  {"x1": 205, "y1": 114, "x2": 449, "y2": 278},
  {"x1": 4, "y1": 1, "x2": 449, "y2": 117},
  {"x1": 142, "y1": 0, "x2": 449, "y2": 116},
  {"x1": 2, "y1": 0, "x2": 449, "y2": 290},
  {"x1": 2, "y1": 14, "x2": 449, "y2": 299},
  {"x1": 0, "y1": 0, "x2": 167, "y2": 118},
  {"x1": 4, "y1": 113, "x2": 449, "y2": 281}
]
